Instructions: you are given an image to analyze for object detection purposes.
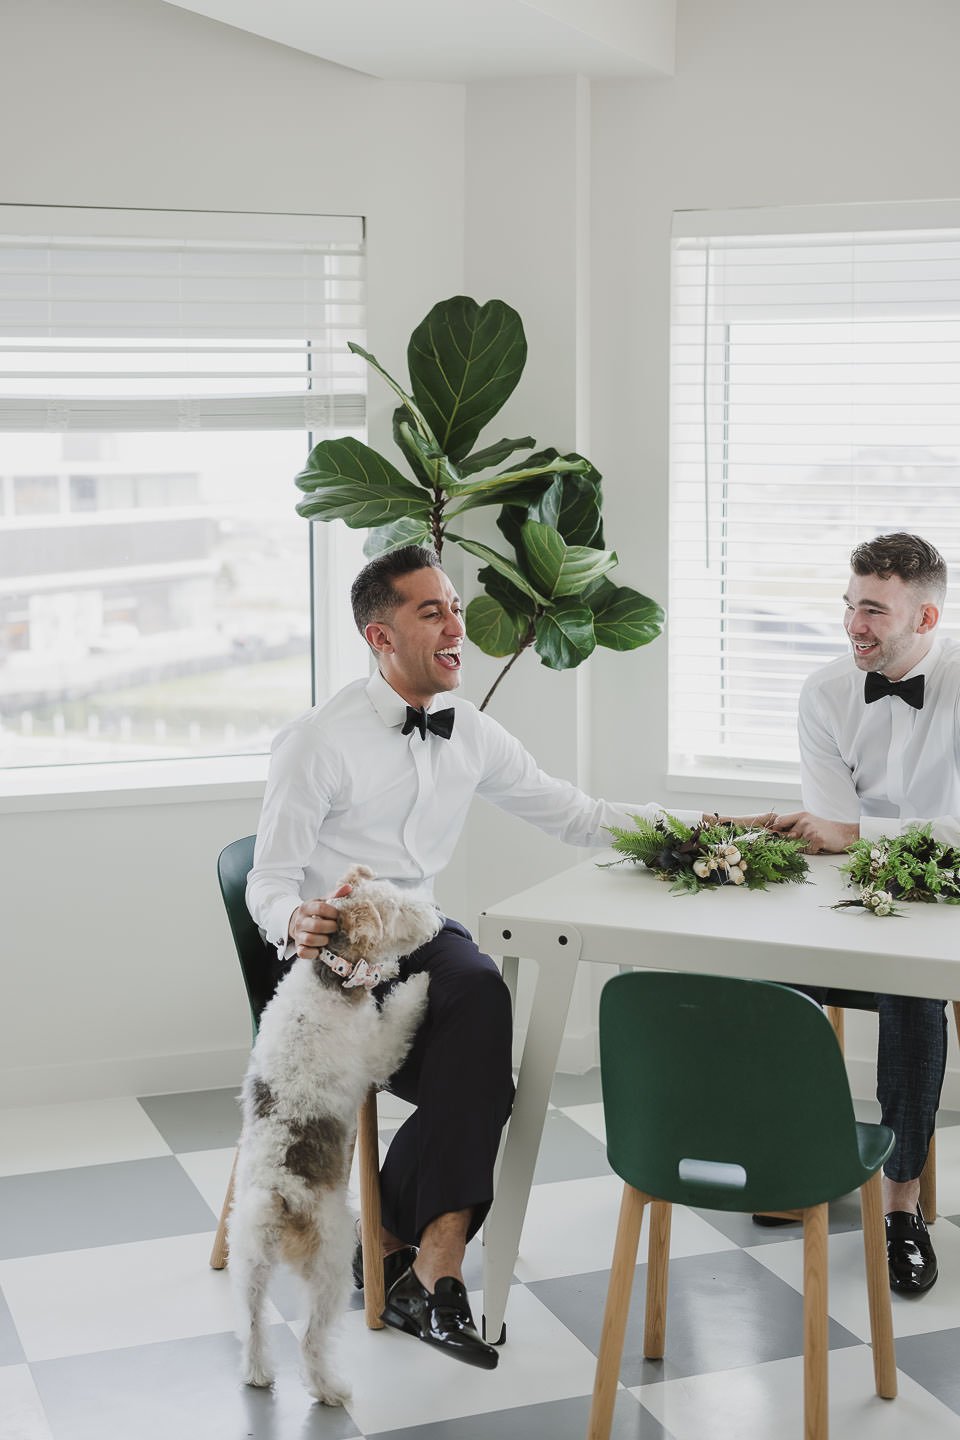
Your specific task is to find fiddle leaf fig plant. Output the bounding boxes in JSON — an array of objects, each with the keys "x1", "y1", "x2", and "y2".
[{"x1": 294, "y1": 295, "x2": 663, "y2": 710}]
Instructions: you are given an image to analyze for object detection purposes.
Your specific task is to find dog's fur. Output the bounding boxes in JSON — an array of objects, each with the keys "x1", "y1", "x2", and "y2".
[{"x1": 229, "y1": 864, "x2": 440, "y2": 1403}]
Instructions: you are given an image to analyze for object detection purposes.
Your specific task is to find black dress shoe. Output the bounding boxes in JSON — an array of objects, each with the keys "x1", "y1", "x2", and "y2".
[
  {"x1": 886, "y1": 1206, "x2": 938, "y2": 1296},
  {"x1": 381, "y1": 1266, "x2": 499, "y2": 1370},
  {"x1": 351, "y1": 1242, "x2": 417, "y2": 1292}
]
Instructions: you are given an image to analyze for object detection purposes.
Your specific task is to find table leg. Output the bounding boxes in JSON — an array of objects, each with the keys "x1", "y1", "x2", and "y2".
[{"x1": 482, "y1": 941, "x2": 582, "y2": 1343}]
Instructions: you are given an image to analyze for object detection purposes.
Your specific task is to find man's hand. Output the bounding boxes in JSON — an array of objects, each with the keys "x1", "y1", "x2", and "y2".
[
  {"x1": 770, "y1": 812, "x2": 860, "y2": 855},
  {"x1": 289, "y1": 883, "x2": 352, "y2": 959},
  {"x1": 705, "y1": 812, "x2": 779, "y2": 828}
]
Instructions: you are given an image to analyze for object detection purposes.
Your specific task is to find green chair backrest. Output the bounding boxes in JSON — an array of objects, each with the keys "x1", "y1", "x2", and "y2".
[
  {"x1": 217, "y1": 834, "x2": 276, "y2": 1030},
  {"x1": 599, "y1": 971, "x2": 880, "y2": 1214}
]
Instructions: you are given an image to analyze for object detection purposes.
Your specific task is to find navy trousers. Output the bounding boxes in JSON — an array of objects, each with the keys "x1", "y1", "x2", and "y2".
[
  {"x1": 798, "y1": 987, "x2": 947, "y2": 1181},
  {"x1": 378, "y1": 919, "x2": 515, "y2": 1246}
]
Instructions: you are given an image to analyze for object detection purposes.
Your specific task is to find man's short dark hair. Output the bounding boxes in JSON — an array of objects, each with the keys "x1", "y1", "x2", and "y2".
[
  {"x1": 850, "y1": 532, "x2": 947, "y2": 605},
  {"x1": 351, "y1": 544, "x2": 441, "y2": 635}
]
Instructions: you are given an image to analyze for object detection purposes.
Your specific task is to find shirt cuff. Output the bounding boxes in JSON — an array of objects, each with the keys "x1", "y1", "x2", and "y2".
[{"x1": 265, "y1": 899, "x2": 300, "y2": 961}]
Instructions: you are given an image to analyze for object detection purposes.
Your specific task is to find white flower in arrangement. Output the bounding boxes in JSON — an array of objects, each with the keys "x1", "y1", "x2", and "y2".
[
  {"x1": 730, "y1": 867, "x2": 746, "y2": 884},
  {"x1": 693, "y1": 859, "x2": 712, "y2": 878},
  {"x1": 870, "y1": 848, "x2": 883, "y2": 861}
]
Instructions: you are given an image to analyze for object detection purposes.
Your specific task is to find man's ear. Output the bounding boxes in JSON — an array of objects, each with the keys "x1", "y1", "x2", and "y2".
[
  {"x1": 365, "y1": 620, "x2": 393, "y2": 655},
  {"x1": 918, "y1": 602, "x2": 940, "y2": 634}
]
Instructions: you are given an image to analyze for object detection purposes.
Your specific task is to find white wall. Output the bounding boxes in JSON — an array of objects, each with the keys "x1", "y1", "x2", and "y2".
[{"x1": 0, "y1": 0, "x2": 466, "y2": 1103}]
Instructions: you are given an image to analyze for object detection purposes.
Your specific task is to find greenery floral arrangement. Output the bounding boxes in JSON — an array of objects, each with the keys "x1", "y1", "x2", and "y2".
[
  {"x1": 835, "y1": 826, "x2": 960, "y2": 917},
  {"x1": 603, "y1": 813, "x2": 809, "y2": 896}
]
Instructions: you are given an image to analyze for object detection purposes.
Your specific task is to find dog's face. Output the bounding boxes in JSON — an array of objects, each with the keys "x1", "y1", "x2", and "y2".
[{"x1": 326, "y1": 867, "x2": 441, "y2": 967}]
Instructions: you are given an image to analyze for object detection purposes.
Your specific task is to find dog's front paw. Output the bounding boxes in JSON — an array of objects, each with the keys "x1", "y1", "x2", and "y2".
[
  {"x1": 242, "y1": 1360, "x2": 276, "y2": 1389},
  {"x1": 307, "y1": 1371, "x2": 351, "y2": 1406}
]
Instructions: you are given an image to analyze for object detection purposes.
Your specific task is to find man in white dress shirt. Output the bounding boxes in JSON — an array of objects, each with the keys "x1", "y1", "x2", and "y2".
[
  {"x1": 246, "y1": 543, "x2": 715, "y2": 1367},
  {"x1": 775, "y1": 532, "x2": 957, "y2": 1296}
]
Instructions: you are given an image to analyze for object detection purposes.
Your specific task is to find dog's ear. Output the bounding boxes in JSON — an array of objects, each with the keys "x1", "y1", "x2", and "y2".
[
  {"x1": 338, "y1": 863, "x2": 375, "y2": 889},
  {"x1": 340, "y1": 899, "x2": 384, "y2": 955}
]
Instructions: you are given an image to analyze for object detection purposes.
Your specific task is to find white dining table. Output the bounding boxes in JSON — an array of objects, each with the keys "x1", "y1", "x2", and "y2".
[{"x1": 475, "y1": 850, "x2": 960, "y2": 1344}]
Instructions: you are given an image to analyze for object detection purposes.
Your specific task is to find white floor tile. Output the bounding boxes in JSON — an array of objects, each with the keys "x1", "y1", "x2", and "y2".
[
  {"x1": 173, "y1": 1148, "x2": 236, "y2": 1219},
  {"x1": 636, "y1": 1345, "x2": 960, "y2": 1440},
  {"x1": 336, "y1": 1284, "x2": 599, "y2": 1433},
  {"x1": 513, "y1": 1178, "x2": 737, "y2": 1282},
  {"x1": 0, "y1": 1233, "x2": 281, "y2": 1363},
  {"x1": 0, "y1": 1363, "x2": 54, "y2": 1440},
  {"x1": 0, "y1": 1101, "x2": 170, "y2": 1177},
  {"x1": 562, "y1": 1102, "x2": 606, "y2": 1144},
  {"x1": 747, "y1": 1220, "x2": 960, "y2": 1340}
]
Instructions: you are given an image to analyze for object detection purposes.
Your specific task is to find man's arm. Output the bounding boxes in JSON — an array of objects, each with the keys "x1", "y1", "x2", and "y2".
[
  {"x1": 246, "y1": 724, "x2": 345, "y2": 959},
  {"x1": 770, "y1": 679, "x2": 862, "y2": 853}
]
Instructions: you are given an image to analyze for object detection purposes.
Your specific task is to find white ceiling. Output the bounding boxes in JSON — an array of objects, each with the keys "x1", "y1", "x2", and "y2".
[{"x1": 159, "y1": 0, "x2": 676, "y2": 80}]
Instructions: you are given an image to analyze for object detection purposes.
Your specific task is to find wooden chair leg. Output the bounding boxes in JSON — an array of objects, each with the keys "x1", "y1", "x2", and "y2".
[
  {"x1": 859, "y1": 1170, "x2": 897, "y2": 1400},
  {"x1": 587, "y1": 1185, "x2": 648, "y2": 1440},
  {"x1": 358, "y1": 1087, "x2": 385, "y2": 1330},
  {"x1": 952, "y1": 1000, "x2": 960, "y2": 1048},
  {"x1": 802, "y1": 1202, "x2": 829, "y2": 1440},
  {"x1": 209, "y1": 1149, "x2": 238, "y2": 1270},
  {"x1": 643, "y1": 1201, "x2": 671, "y2": 1359},
  {"x1": 919, "y1": 1129, "x2": 937, "y2": 1223},
  {"x1": 825, "y1": 1005, "x2": 845, "y2": 1049}
]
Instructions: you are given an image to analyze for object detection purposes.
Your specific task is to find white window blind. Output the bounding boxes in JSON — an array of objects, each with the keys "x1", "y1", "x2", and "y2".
[
  {"x1": 0, "y1": 205, "x2": 366, "y2": 432},
  {"x1": 669, "y1": 203, "x2": 960, "y2": 779}
]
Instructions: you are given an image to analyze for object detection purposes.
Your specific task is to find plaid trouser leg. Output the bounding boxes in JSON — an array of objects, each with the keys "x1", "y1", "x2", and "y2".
[{"x1": 876, "y1": 994, "x2": 948, "y2": 1182}]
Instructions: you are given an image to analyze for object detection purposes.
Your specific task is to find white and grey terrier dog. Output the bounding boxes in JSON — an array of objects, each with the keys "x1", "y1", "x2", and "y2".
[{"x1": 229, "y1": 863, "x2": 440, "y2": 1403}]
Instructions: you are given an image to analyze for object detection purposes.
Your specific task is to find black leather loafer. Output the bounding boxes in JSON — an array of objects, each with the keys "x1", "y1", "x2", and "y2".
[
  {"x1": 886, "y1": 1207, "x2": 938, "y2": 1296},
  {"x1": 351, "y1": 1242, "x2": 417, "y2": 1292},
  {"x1": 381, "y1": 1266, "x2": 499, "y2": 1369}
]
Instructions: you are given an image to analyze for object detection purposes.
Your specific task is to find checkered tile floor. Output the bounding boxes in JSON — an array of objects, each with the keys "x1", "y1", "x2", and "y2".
[{"x1": 4, "y1": 1076, "x2": 960, "y2": 1439}]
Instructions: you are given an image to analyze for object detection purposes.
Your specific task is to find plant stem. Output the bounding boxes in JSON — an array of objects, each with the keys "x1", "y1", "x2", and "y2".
[
  {"x1": 431, "y1": 500, "x2": 445, "y2": 558},
  {"x1": 478, "y1": 624, "x2": 536, "y2": 711}
]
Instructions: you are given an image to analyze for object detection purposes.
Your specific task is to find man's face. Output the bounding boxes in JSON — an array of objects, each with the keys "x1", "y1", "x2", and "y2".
[
  {"x1": 366, "y1": 565, "x2": 465, "y2": 708},
  {"x1": 842, "y1": 571, "x2": 938, "y2": 680}
]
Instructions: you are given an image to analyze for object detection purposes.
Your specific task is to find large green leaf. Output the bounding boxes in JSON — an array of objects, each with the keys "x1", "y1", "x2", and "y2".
[
  {"x1": 457, "y1": 435, "x2": 535, "y2": 477},
  {"x1": 392, "y1": 408, "x2": 462, "y2": 493},
  {"x1": 407, "y1": 297, "x2": 527, "y2": 463},
  {"x1": 476, "y1": 564, "x2": 537, "y2": 621},
  {"x1": 445, "y1": 455, "x2": 588, "y2": 501},
  {"x1": 465, "y1": 595, "x2": 529, "y2": 657},
  {"x1": 534, "y1": 599, "x2": 596, "y2": 670},
  {"x1": 348, "y1": 342, "x2": 437, "y2": 446},
  {"x1": 449, "y1": 534, "x2": 549, "y2": 606},
  {"x1": 363, "y1": 517, "x2": 434, "y2": 558},
  {"x1": 527, "y1": 468, "x2": 604, "y2": 548},
  {"x1": 520, "y1": 521, "x2": 618, "y2": 599},
  {"x1": 584, "y1": 577, "x2": 665, "y2": 651},
  {"x1": 295, "y1": 437, "x2": 434, "y2": 529}
]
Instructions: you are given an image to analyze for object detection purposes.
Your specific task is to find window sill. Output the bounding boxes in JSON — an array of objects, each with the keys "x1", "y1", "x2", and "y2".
[
  {"x1": 0, "y1": 753, "x2": 269, "y2": 813},
  {"x1": 668, "y1": 767, "x2": 802, "y2": 804}
]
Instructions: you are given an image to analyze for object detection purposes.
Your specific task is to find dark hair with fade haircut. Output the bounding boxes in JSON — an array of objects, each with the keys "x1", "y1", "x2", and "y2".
[
  {"x1": 850, "y1": 532, "x2": 947, "y2": 606},
  {"x1": 351, "y1": 543, "x2": 442, "y2": 636}
]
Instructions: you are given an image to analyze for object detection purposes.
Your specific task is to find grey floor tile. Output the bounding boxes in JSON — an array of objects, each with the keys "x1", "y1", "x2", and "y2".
[
  {"x1": 549, "y1": 1068, "x2": 603, "y2": 1108},
  {"x1": 895, "y1": 1326, "x2": 960, "y2": 1415},
  {"x1": 533, "y1": 1110, "x2": 610, "y2": 1185},
  {"x1": 693, "y1": 1190, "x2": 865, "y2": 1247},
  {"x1": 30, "y1": 1328, "x2": 363, "y2": 1440},
  {"x1": 0, "y1": 1157, "x2": 216, "y2": 1259},
  {"x1": 0, "y1": 1283, "x2": 25, "y2": 1366},
  {"x1": 369, "y1": 1389, "x2": 671, "y2": 1439},
  {"x1": 137, "y1": 1088, "x2": 242, "y2": 1152},
  {"x1": 528, "y1": 1249, "x2": 860, "y2": 1385}
]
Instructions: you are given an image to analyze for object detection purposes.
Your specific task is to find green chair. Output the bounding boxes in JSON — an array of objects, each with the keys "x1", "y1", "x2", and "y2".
[
  {"x1": 208, "y1": 835, "x2": 387, "y2": 1329},
  {"x1": 587, "y1": 972, "x2": 897, "y2": 1440}
]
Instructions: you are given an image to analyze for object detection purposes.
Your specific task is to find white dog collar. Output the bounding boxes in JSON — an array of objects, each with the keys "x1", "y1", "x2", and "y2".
[{"x1": 318, "y1": 949, "x2": 383, "y2": 991}]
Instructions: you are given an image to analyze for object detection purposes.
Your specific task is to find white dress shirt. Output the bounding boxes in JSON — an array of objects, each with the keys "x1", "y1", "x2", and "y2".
[
  {"x1": 799, "y1": 634, "x2": 960, "y2": 846},
  {"x1": 247, "y1": 668, "x2": 700, "y2": 956}
]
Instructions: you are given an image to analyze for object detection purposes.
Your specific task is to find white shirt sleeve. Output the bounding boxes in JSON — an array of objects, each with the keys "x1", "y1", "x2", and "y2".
[
  {"x1": 245, "y1": 723, "x2": 340, "y2": 953},
  {"x1": 475, "y1": 714, "x2": 701, "y2": 845},
  {"x1": 798, "y1": 680, "x2": 862, "y2": 822}
]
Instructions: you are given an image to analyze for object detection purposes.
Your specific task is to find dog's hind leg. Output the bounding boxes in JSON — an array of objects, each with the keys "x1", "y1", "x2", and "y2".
[
  {"x1": 294, "y1": 1199, "x2": 353, "y2": 1405},
  {"x1": 229, "y1": 1187, "x2": 281, "y2": 1388}
]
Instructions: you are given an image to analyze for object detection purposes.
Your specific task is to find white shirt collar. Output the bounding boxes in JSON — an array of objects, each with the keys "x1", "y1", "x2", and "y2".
[{"x1": 365, "y1": 667, "x2": 454, "y2": 729}]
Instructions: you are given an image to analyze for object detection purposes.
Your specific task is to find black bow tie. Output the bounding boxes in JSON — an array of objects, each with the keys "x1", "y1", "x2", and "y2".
[
  {"x1": 864, "y1": 671, "x2": 925, "y2": 709},
  {"x1": 402, "y1": 705, "x2": 455, "y2": 740}
]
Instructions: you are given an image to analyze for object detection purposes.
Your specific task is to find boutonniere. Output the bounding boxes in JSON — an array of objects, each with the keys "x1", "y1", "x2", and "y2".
[
  {"x1": 603, "y1": 813, "x2": 808, "y2": 896},
  {"x1": 835, "y1": 826, "x2": 960, "y2": 917}
]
